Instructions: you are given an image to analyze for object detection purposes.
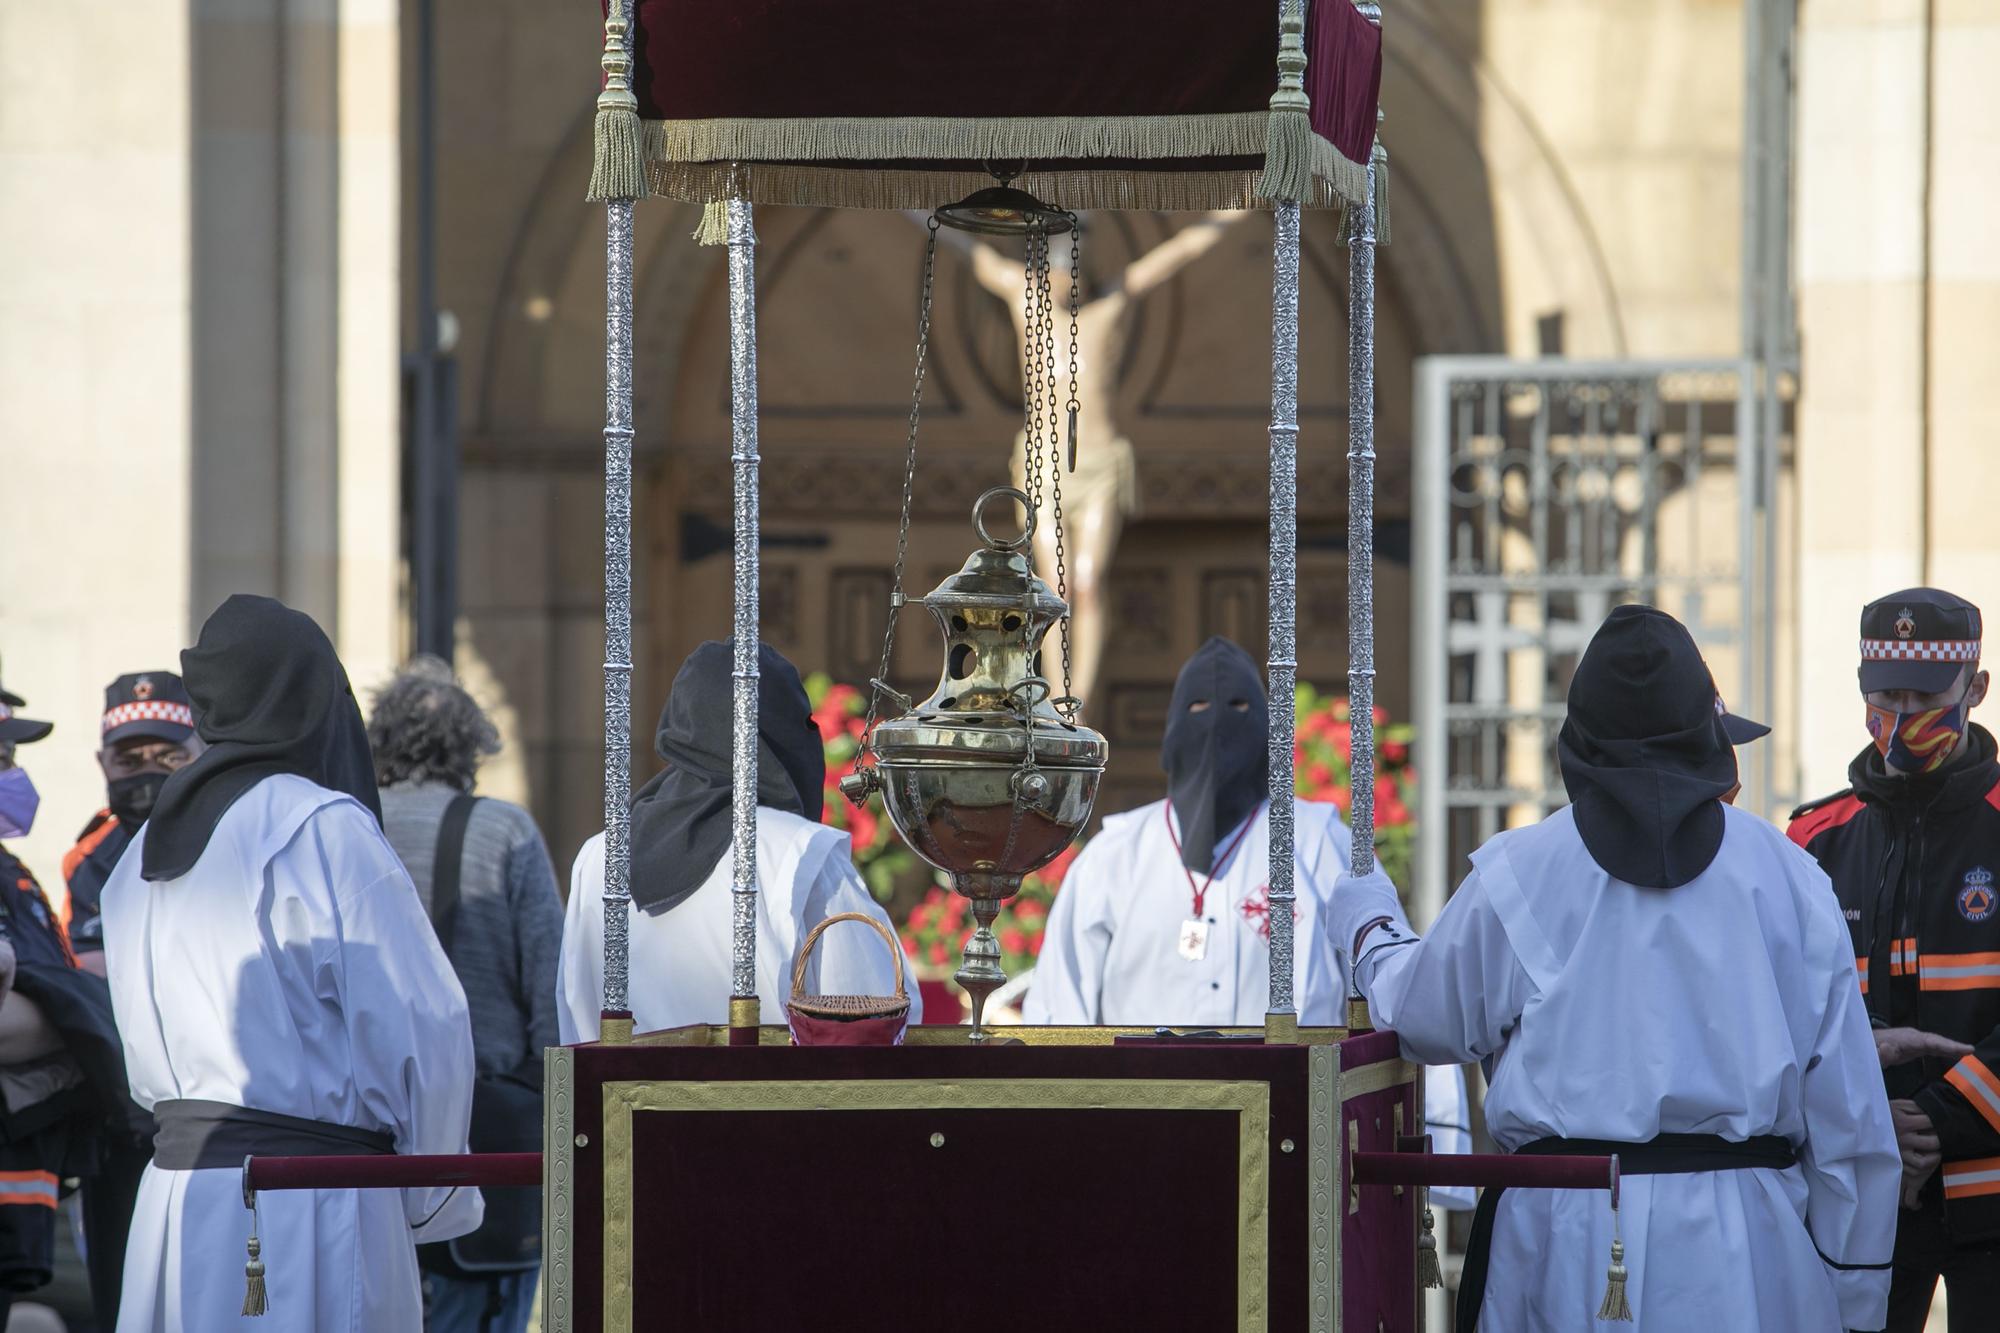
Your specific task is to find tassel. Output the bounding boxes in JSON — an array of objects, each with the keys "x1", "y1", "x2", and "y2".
[
  {"x1": 586, "y1": 2, "x2": 650, "y2": 203},
  {"x1": 1597, "y1": 1159, "x2": 1633, "y2": 1322},
  {"x1": 1256, "y1": 0, "x2": 1313, "y2": 203},
  {"x1": 1596, "y1": 1239, "x2": 1632, "y2": 1322},
  {"x1": 693, "y1": 199, "x2": 731, "y2": 246},
  {"x1": 1417, "y1": 1198, "x2": 1444, "y2": 1290},
  {"x1": 242, "y1": 1192, "x2": 268, "y2": 1317}
]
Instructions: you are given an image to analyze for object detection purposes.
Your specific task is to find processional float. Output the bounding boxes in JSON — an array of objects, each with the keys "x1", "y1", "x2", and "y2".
[{"x1": 241, "y1": 2, "x2": 1622, "y2": 1328}]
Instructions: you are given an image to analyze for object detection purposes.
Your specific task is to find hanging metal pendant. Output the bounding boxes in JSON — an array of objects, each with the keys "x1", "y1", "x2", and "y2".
[
  {"x1": 935, "y1": 183, "x2": 1074, "y2": 237},
  {"x1": 841, "y1": 488, "x2": 1106, "y2": 1039}
]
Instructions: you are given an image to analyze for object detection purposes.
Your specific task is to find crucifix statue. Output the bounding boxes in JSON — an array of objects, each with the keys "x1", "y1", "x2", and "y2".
[{"x1": 962, "y1": 211, "x2": 1245, "y2": 710}]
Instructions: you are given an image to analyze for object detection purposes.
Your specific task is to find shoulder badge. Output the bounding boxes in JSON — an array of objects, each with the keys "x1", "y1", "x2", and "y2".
[{"x1": 1959, "y1": 867, "x2": 1996, "y2": 923}]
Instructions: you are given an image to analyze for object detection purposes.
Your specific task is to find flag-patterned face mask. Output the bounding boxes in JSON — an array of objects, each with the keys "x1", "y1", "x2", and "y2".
[{"x1": 1867, "y1": 698, "x2": 1971, "y2": 774}]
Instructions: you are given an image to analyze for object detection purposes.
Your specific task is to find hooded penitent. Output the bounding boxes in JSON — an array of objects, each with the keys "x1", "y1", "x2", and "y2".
[
  {"x1": 141, "y1": 595, "x2": 381, "y2": 881},
  {"x1": 1556, "y1": 605, "x2": 1767, "y2": 889},
  {"x1": 628, "y1": 641, "x2": 826, "y2": 916},
  {"x1": 1160, "y1": 636, "x2": 1268, "y2": 874}
]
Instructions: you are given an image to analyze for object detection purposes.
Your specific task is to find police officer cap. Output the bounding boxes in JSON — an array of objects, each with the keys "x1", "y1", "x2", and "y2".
[
  {"x1": 1859, "y1": 588, "x2": 1983, "y2": 696},
  {"x1": 101, "y1": 671, "x2": 197, "y2": 748}
]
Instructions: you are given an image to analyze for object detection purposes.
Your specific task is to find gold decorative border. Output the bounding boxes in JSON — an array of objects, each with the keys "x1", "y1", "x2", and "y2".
[
  {"x1": 542, "y1": 1046, "x2": 575, "y2": 1333},
  {"x1": 600, "y1": 1078, "x2": 1272, "y2": 1332},
  {"x1": 1339, "y1": 1056, "x2": 1418, "y2": 1102},
  {"x1": 1308, "y1": 1046, "x2": 1338, "y2": 1333}
]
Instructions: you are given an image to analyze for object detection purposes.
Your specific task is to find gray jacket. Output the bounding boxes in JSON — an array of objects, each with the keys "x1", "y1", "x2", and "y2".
[{"x1": 379, "y1": 781, "x2": 563, "y2": 1082}]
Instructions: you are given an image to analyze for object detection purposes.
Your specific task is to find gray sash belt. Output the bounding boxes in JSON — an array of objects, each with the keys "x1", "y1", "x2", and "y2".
[{"x1": 151, "y1": 1098, "x2": 396, "y2": 1170}]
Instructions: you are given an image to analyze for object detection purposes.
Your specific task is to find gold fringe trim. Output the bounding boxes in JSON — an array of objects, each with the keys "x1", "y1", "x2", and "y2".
[
  {"x1": 648, "y1": 111, "x2": 1272, "y2": 172},
  {"x1": 634, "y1": 113, "x2": 1368, "y2": 211},
  {"x1": 647, "y1": 159, "x2": 1362, "y2": 216}
]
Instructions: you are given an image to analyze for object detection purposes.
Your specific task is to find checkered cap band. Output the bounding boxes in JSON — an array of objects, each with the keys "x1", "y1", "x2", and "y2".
[
  {"x1": 102, "y1": 700, "x2": 195, "y2": 735},
  {"x1": 1859, "y1": 639, "x2": 1982, "y2": 663}
]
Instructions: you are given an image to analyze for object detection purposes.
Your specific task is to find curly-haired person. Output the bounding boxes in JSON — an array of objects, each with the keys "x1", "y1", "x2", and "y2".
[{"x1": 368, "y1": 656, "x2": 561, "y2": 1333}]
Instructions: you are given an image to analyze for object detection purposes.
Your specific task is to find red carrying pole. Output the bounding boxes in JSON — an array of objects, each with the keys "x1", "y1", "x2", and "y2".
[
  {"x1": 1350, "y1": 1151, "x2": 1615, "y2": 1192},
  {"x1": 244, "y1": 1153, "x2": 542, "y2": 1194}
]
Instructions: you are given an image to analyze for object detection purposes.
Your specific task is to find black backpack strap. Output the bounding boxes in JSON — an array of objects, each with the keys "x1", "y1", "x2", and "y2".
[{"x1": 429, "y1": 793, "x2": 480, "y2": 960}]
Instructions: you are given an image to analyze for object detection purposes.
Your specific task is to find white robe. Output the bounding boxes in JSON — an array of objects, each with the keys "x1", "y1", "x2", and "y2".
[
  {"x1": 100, "y1": 775, "x2": 482, "y2": 1333},
  {"x1": 1025, "y1": 797, "x2": 1476, "y2": 1206},
  {"x1": 558, "y1": 807, "x2": 919, "y2": 1042},
  {"x1": 1024, "y1": 798, "x2": 1347, "y2": 1027},
  {"x1": 1330, "y1": 804, "x2": 1899, "y2": 1332}
]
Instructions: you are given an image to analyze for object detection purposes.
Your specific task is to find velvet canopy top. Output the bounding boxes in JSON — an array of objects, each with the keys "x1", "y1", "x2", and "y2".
[{"x1": 599, "y1": 0, "x2": 1384, "y2": 214}]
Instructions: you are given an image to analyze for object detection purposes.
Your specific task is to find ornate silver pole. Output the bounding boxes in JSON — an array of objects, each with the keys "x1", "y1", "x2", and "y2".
[
  {"x1": 601, "y1": 201, "x2": 635, "y2": 1027},
  {"x1": 725, "y1": 196, "x2": 763, "y2": 1032},
  {"x1": 1266, "y1": 199, "x2": 1302, "y2": 1030},
  {"x1": 594, "y1": 8, "x2": 639, "y2": 1039},
  {"x1": 1347, "y1": 1, "x2": 1386, "y2": 880},
  {"x1": 1347, "y1": 123, "x2": 1383, "y2": 877}
]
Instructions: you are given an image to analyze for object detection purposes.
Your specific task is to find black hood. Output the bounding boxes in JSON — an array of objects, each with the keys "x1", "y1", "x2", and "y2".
[
  {"x1": 1160, "y1": 637, "x2": 1267, "y2": 873},
  {"x1": 1556, "y1": 606, "x2": 1743, "y2": 889},
  {"x1": 628, "y1": 641, "x2": 825, "y2": 916},
  {"x1": 141, "y1": 595, "x2": 380, "y2": 881}
]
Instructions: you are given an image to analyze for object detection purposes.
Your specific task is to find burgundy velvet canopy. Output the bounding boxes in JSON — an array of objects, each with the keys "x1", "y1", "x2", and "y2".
[{"x1": 599, "y1": 0, "x2": 1383, "y2": 212}]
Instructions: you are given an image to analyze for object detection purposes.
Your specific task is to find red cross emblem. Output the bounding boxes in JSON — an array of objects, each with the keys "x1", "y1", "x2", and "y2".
[{"x1": 1239, "y1": 885, "x2": 1300, "y2": 941}]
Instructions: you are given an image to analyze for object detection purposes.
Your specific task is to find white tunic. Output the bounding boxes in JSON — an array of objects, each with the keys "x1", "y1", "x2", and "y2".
[
  {"x1": 100, "y1": 775, "x2": 482, "y2": 1333},
  {"x1": 1024, "y1": 799, "x2": 1346, "y2": 1027},
  {"x1": 558, "y1": 808, "x2": 919, "y2": 1041},
  {"x1": 1330, "y1": 804, "x2": 1899, "y2": 1332},
  {"x1": 1025, "y1": 797, "x2": 1475, "y2": 1207}
]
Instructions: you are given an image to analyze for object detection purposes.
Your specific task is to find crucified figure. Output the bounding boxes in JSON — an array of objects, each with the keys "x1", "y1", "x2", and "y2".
[{"x1": 962, "y1": 211, "x2": 1245, "y2": 712}]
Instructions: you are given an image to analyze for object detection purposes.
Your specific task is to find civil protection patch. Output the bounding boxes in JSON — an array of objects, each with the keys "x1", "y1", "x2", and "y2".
[{"x1": 1959, "y1": 867, "x2": 1996, "y2": 923}]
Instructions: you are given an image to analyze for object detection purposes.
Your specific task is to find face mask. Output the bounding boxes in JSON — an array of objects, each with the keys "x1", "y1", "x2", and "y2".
[
  {"x1": 1867, "y1": 696, "x2": 1972, "y2": 775},
  {"x1": 108, "y1": 771, "x2": 169, "y2": 828},
  {"x1": 0, "y1": 767, "x2": 40, "y2": 839}
]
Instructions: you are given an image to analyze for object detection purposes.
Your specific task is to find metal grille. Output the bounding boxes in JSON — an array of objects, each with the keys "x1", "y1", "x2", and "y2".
[{"x1": 1412, "y1": 357, "x2": 1790, "y2": 919}]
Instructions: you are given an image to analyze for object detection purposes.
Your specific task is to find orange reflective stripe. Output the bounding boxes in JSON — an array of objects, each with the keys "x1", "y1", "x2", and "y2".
[
  {"x1": 0, "y1": 1170, "x2": 59, "y2": 1210},
  {"x1": 1943, "y1": 1157, "x2": 2000, "y2": 1200},
  {"x1": 1919, "y1": 950, "x2": 2000, "y2": 991},
  {"x1": 1856, "y1": 957, "x2": 1869, "y2": 994},
  {"x1": 1945, "y1": 1057, "x2": 2000, "y2": 1135}
]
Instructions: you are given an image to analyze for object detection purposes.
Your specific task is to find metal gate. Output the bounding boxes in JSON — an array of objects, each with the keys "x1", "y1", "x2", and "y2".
[{"x1": 1410, "y1": 357, "x2": 1790, "y2": 923}]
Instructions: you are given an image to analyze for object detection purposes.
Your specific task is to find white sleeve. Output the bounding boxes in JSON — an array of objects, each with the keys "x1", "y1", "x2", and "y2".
[
  {"x1": 1021, "y1": 844, "x2": 1111, "y2": 1024},
  {"x1": 799, "y1": 845, "x2": 924, "y2": 1025},
  {"x1": 555, "y1": 836, "x2": 607, "y2": 1046},
  {"x1": 318, "y1": 811, "x2": 483, "y2": 1241},
  {"x1": 1796, "y1": 893, "x2": 1898, "y2": 1329},
  {"x1": 1327, "y1": 866, "x2": 1534, "y2": 1067}
]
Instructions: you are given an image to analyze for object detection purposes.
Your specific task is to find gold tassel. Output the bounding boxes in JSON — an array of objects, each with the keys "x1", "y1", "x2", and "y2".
[
  {"x1": 1596, "y1": 1239, "x2": 1633, "y2": 1321},
  {"x1": 1417, "y1": 1197, "x2": 1444, "y2": 1290},
  {"x1": 1597, "y1": 1163, "x2": 1633, "y2": 1323},
  {"x1": 586, "y1": 1, "x2": 651, "y2": 203},
  {"x1": 1256, "y1": 0, "x2": 1313, "y2": 203},
  {"x1": 693, "y1": 199, "x2": 731, "y2": 246},
  {"x1": 242, "y1": 1193, "x2": 268, "y2": 1317}
]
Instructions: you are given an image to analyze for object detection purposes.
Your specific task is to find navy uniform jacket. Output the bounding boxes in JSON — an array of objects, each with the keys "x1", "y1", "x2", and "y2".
[{"x1": 1791, "y1": 724, "x2": 2000, "y2": 1242}]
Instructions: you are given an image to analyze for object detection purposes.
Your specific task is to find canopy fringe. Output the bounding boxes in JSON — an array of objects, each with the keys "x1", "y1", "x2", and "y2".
[
  {"x1": 587, "y1": 0, "x2": 650, "y2": 203},
  {"x1": 648, "y1": 159, "x2": 1364, "y2": 216},
  {"x1": 1257, "y1": 0, "x2": 1313, "y2": 203}
]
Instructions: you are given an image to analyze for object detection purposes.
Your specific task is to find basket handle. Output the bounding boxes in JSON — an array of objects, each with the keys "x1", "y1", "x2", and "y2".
[{"x1": 790, "y1": 912, "x2": 909, "y2": 1004}]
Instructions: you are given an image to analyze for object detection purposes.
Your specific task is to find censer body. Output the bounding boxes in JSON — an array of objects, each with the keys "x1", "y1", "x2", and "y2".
[{"x1": 846, "y1": 491, "x2": 1107, "y2": 1036}]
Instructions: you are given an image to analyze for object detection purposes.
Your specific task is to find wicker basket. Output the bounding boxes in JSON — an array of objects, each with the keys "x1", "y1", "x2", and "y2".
[{"x1": 788, "y1": 912, "x2": 911, "y2": 1025}]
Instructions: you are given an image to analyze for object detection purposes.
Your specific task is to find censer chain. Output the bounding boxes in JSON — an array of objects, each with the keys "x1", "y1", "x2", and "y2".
[{"x1": 859, "y1": 218, "x2": 940, "y2": 754}]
